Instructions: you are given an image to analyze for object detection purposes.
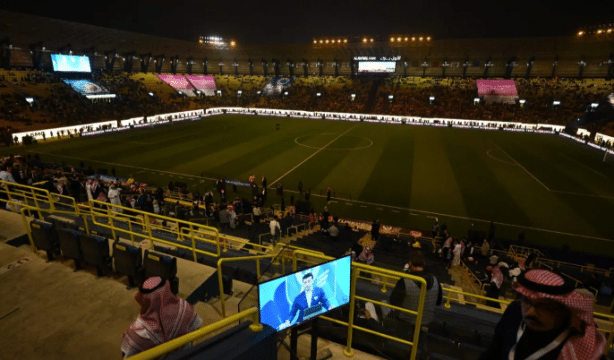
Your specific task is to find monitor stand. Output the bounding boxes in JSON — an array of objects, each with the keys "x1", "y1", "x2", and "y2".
[{"x1": 289, "y1": 318, "x2": 319, "y2": 360}]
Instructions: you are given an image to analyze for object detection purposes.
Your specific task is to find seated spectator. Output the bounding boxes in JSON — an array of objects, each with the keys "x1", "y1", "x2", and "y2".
[
  {"x1": 121, "y1": 277, "x2": 202, "y2": 359},
  {"x1": 358, "y1": 246, "x2": 374, "y2": 265},
  {"x1": 328, "y1": 223, "x2": 340, "y2": 240}
]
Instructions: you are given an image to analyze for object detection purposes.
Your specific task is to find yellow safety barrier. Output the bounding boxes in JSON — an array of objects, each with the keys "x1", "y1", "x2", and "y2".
[
  {"x1": 125, "y1": 307, "x2": 262, "y2": 360},
  {"x1": 216, "y1": 254, "x2": 277, "y2": 318}
]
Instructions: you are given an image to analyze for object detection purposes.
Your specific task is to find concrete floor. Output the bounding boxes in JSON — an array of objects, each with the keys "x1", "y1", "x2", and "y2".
[{"x1": 0, "y1": 210, "x2": 384, "y2": 360}]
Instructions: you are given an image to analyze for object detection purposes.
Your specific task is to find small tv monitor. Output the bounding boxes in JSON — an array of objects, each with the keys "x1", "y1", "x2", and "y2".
[{"x1": 258, "y1": 255, "x2": 351, "y2": 332}]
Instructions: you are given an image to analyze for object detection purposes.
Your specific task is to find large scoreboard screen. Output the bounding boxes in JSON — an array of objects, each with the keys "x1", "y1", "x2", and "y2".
[
  {"x1": 358, "y1": 61, "x2": 397, "y2": 73},
  {"x1": 51, "y1": 54, "x2": 92, "y2": 73},
  {"x1": 354, "y1": 56, "x2": 400, "y2": 74}
]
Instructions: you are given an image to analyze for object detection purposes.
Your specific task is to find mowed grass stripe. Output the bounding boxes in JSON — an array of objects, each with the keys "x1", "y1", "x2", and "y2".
[
  {"x1": 311, "y1": 125, "x2": 387, "y2": 199},
  {"x1": 442, "y1": 131, "x2": 534, "y2": 225},
  {"x1": 409, "y1": 128, "x2": 468, "y2": 217},
  {"x1": 357, "y1": 134, "x2": 415, "y2": 207}
]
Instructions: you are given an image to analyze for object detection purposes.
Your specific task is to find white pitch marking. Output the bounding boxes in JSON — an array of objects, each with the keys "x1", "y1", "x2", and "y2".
[
  {"x1": 489, "y1": 140, "x2": 551, "y2": 191},
  {"x1": 559, "y1": 152, "x2": 608, "y2": 178},
  {"x1": 271, "y1": 125, "x2": 357, "y2": 185},
  {"x1": 486, "y1": 149, "x2": 517, "y2": 166}
]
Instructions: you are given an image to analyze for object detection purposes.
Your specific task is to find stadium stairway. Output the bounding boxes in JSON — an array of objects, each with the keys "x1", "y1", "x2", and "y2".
[{"x1": 363, "y1": 79, "x2": 383, "y2": 113}]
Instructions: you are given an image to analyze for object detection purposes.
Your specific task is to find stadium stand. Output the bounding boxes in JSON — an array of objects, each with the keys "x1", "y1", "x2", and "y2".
[{"x1": 1, "y1": 9, "x2": 614, "y2": 360}]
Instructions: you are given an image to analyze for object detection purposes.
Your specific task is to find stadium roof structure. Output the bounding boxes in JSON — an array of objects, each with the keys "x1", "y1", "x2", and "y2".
[{"x1": 1, "y1": 10, "x2": 612, "y2": 78}]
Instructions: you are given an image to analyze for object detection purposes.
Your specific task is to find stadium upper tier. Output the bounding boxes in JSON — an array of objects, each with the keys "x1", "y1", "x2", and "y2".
[{"x1": 0, "y1": 10, "x2": 613, "y2": 78}]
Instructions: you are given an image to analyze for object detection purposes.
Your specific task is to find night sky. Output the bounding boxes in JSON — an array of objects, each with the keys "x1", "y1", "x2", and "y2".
[{"x1": 1, "y1": 0, "x2": 613, "y2": 45}]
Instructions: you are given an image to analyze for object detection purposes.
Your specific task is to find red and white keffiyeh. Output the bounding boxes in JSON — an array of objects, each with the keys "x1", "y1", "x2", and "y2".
[
  {"x1": 513, "y1": 269, "x2": 606, "y2": 360},
  {"x1": 121, "y1": 277, "x2": 202, "y2": 358}
]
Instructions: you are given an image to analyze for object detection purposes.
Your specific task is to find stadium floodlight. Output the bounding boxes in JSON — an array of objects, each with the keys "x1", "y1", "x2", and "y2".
[
  {"x1": 216, "y1": 90, "x2": 222, "y2": 97},
  {"x1": 257, "y1": 90, "x2": 262, "y2": 95},
  {"x1": 597, "y1": 30, "x2": 603, "y2": 34},
  {"x1": 196, "y1": 90, "x2": 201, "y2": 94},
  {"x1": 388, "y1": 95, "x2": 394, "y2": 100},
  {"x1": 591, "y1": 103, "x2": 599, "y2": 108},
  {"x1": 319, "y1": 40, "x2": 323, "y2": 44},
  {"x1": 553, "y1": 100, "x2": 561, "y2": 106},
  {"x1": 316, "y1": 92, "x2": 321, "y2": 97},
  {"x1": 237, "y1": 90, "x2": 243, "y2": 95},
  {"x1": 230, "y1": 41, "x2": 236, "y2": 47},
  {"x1": 519, "y1": 99, "x2": 526, "y2": 104},
  {"x1": 429, "y1": 96, "x2": 435, "y2": 101},
  {"x1": 404, "y1": 37, "x2": 409, "y2": 41},
  {"x1": 608, "y1": 29, "x2": 613, "y2": 33},
  {"x1": 25, "y1": 97, "x2": 34, "y2": 104},
  {"x1": 577, "y1": 31, "x2": 584, "y2": 36},
  {"x1": 178, "y1": 91, "x2": 183, "y2": 95},
  {"x1": 362, "y1": 38, "x2": 367, "y2": 43},
  {"x1": 390, "y1": 37, "x2": 395, "y2": 42},
  {"x1": 284, "y1": 91, "x2": 289, "y2": 96},
  {"x1": 370, "y1": 38, "x2": 374, "y2": 42},
  {"x1": 412, "y1": 37, "x2": 416, "y2": 41},
  {"x1": 343, "y1": 39, "x2": 348, "y2": 43},
  {"x1": 419, "y1": 37, "x2": 424, "y2": 41},
  {"x1": 325, "y1": 39, "x2": 329, "y2": 43},
  {"x1": 351, "y1": 94, "x2": 356, "y2": 98},
  {"x1": 313, "y1": 40, "x2": 317, "y2": 44},
  {"x1": 427, "y1": 36, "x2": 431, "y2": 41},
  {"x1": 397, "y1": 37, "x2": 402, "y2": 42},
  {"x1": 148, "y1": 92, "x2": 155, "y2": 97}
]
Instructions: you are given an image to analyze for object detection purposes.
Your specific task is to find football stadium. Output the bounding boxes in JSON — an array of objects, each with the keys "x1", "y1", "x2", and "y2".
[{"x1": 0, "y1": 5, "x2": 614, "y2": 360}]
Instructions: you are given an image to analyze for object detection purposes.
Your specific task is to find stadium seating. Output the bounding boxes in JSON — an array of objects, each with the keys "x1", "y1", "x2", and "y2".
[
  {"x1": 79, "y1": 234, "x2": 112, "y2": 277},
  {"x1": 112, "y1": 240, "x2": 143, "y2": 289},
  {"x1": 142, "y1": 250, "x2": 180, "y2": 294},
  {"x1": 57, "y1": 228, "x2": 83, "y2": 270},
  {"x1": 30, "y1": 219, "x2": 60, "y2": 261}
]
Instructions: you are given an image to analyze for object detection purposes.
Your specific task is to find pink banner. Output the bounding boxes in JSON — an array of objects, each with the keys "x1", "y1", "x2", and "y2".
[
  {"x1": 186, "y1": 75, "x2": 216, "y2": 90},
  {"x1": 476, "y1": 80, "x2": 519, "y2": 97},
  {"x1": 156, "y1": 74, "x2": 195, "y2": 91}
]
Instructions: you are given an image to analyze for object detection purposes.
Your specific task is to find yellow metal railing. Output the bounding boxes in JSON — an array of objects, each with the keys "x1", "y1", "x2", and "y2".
[
  {"x1": 125, "y1": 307, "x2": 263, "y2": 360},
  {"x1": 217, "y1": 254, "x2": 277, "y2": 318}
]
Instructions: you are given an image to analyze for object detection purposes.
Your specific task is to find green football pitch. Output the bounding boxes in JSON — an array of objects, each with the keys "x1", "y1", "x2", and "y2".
[{"x1": 6, "y1": 115, "x2": 614, "y2": 255}]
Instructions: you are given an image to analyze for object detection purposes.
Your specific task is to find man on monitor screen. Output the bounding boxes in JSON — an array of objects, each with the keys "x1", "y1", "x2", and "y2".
[{"x1": 283, "y1": 272, "x2": 332, "y2": 326}]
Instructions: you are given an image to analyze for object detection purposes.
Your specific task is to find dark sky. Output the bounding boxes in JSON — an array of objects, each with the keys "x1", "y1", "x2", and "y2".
[{"x1": 2, "y1": 0, "x2": 613, "y2": 45}]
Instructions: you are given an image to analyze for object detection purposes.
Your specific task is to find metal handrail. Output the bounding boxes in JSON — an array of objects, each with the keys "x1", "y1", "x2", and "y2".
[
  {"x1": 125, "y1": 307, "x2": 262, "y2": 360},
  {"x1": 216, "y1": 254, "x2": 277, "y2": 317}
]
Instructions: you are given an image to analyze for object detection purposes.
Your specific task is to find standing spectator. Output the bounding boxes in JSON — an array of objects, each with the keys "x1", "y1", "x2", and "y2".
[
  {"x1": 451, "y1": 239, "x2": 462, "y2": 268},
  {"x1": 305, "y1": 190, "x2": 310, "y2": 201},
  {"x1": 431, "y1": 222, "x2": 439, "y2": 238},
  {"x1": 390, "y1": 251, "x2": 442, "y2": 330},
  {"x1": 371, "y1": 220, "x2": 380, "y2": 241},
  {"x1": 479, "y1": 269, "x2": 605, "y2": 360},
  {"x1": 86, "y1": 180, "x2": 94, "y2": 202},
  {"x1": 108, "y1": 184, "x2": 122, "y2": 213},
  {"x1": 269, "y1": 215, "x2": 281, "y2": 245},
  {"x1": 298, "y1": 180, "x2": 303, "y2": 193},
  {"x1": 121, "y1": 277, "x2": 202, "y2": 359},
  {"x1": 261, "y1": 175, "x2": 267, "y2": 189},
  {"x1": 218, "y1": 204, "x2": 230, "y2": 233},
  {"x1": 220, "y1": 189, "x2": 227, "y2": 204},
  {"x1": 480, "y1": 239, "x2": 491, "y2": 257},
  {"x1": 326, "y1": 187, "x2": 331, "y2": 201}
]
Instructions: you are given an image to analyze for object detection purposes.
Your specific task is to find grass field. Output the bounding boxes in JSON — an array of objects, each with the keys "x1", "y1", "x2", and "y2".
[{"x1": 5, "y1": 115, "x2": 614, "y2": 255}]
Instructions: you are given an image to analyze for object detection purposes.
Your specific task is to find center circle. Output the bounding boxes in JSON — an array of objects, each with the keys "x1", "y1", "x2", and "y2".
[{"x1": 294, "y1": 134, "x2": 373, "y2": 150}]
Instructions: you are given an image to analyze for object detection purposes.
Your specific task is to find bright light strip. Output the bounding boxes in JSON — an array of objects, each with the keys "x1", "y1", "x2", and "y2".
[
  {"x1": 553, "y1": 101, "x2": 561, "y2": 105},
  {"x1": 86, "y1": 94, "x2": 116, "y2": 99}
]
